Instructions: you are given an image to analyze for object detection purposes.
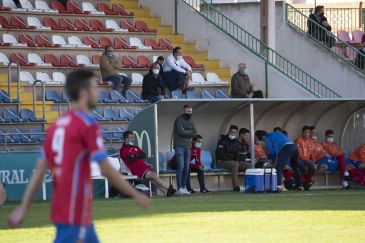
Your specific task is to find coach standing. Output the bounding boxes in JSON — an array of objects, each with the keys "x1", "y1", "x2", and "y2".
[{"x1": 173, "y1": 104, "x2": 197, "y2": 195}]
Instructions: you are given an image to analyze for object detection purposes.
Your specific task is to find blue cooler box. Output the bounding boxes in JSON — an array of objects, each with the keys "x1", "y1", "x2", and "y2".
[{"x1": 244, "y1": 168, "x2": 277, "y2": 192}]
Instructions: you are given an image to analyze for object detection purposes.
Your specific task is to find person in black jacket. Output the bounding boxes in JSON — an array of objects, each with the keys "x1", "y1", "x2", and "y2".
[
  {"x1": 307, "y1": 6, "x2": 334, "y2": 48},
  {"x1": 141, "y1": 63, "x2": 165, "y2": 103},
  {"x1": 355, "y1": 42, "x2": 365, "y2": 70},
  {"x1": 216, "y1": 125, "x2": 250, "y2": 191}
]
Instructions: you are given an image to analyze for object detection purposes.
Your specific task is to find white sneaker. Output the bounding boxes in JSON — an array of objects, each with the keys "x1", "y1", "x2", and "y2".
[{"x1": 178, "y1": 188, "x2": 191, "y2": 195}]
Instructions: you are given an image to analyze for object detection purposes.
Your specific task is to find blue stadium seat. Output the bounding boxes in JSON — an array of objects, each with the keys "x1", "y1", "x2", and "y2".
[
  {"x1": 110, "y1": 90, "x2": 128, "y2": 103},
  {"x1": 98, "y1": 90, "x2": 116, "y2": 103},
  {"x1": 0, "y1": 90, "x2": 12, "y2": 103},
  {"x1": 3, "y1": 109, "x2": 22, "y2": 122},
  {"x1": 45, "y1": 90, "x2": 61, "y2": 103},
  {"x1": 29, "y1": 128, "x2": 45, "y2": 142},
  {"x1": 171, "y1": 90, "x2": 187, "y2": 99},
  {"x1": 216, "y1": 90, "x2": 230, "y2": 99},
  {"x1": 20, "y1": 109, "x2": 45, "y2": 122},
  {"x1": 120, "y1": 108, "x2": 134, "y2": 121},
  {"x1": 126, "y1": 90, "x2": 145, "y2": 103},
  {"x1": 158, "y1": 152, "x2": 166, "y2": 171},
  {"x1": 101, "y1": 127, "x2": 112, "y2": 141},
  {"x1": 104, "y1": 108, "x2": 126, "y2": 121},
  {"x1": 111, "y1": 127, "x2": 124, "y2": 141},
  {"x1": 0, "y1": 129, "x2": 14, "y2": 143},
  {"x1": 202, "y1": 90, "x2": 215, "y2": 99},
  {"x1": 89, "y1": 109, "x2": 106, "y2": 121},
  {"x1": 187, "y1": 90, "x2": 201, "y2": 99},
  {"x1": 11, "y1": 129, "x2": 31, "y2": 143}
]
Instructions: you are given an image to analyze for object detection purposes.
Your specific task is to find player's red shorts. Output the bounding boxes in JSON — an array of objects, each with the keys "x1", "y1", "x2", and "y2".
[{"x1": 126, "y1": 160, "x2": 153, "y2": 178}]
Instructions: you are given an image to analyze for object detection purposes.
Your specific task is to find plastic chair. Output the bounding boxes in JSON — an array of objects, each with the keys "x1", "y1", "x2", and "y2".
[
  {"x1": 104, "y1": 108, "x2": 125, "y2": 121},
  {"x1": 44, "y1": 17, "x2": 66, "y2": 30},
  {"x1": 144, "y1": 38, "x2": 166, "y2": 50},
  {"x1": 84, "y1": 36, "x2": 101, "y2": 48},
  {"x1": 20, "y1": 109, "x2": 44, "y2": 122},
  {"x1": 59, "y1": 18, "x2": 78, "y2": 31},
  {"x1": 11, "y1": 16, "x2": 35, "y2": 29},
  {"x1": 27, "y1": 16, "x2": 50, "y2": 30},
  {"x1": 46, "y1": 90, "x2": 61, "y2": 103},
  {"x1": 171, "y1": 90, "x2": 187, "y2": 99},
  {"x1": 216, "y1": 90, "x2": 230, "y2": 99},
  {"x1": 20, "y1": 71, "x2": 35, "y2": 84},
  {"x1": 90, "y1": 19, "x2": 112, "y2": 32},
  {"x1": 28, "y1": 53, "x2": 51, "y2": 67},
  {"x1": 67, "y1": 1, "x2": 89, "y2": 14},
  {"x1": 10, "y1": 53, "x2": 36, "y2": 66},
  {"x1": 187, "y1": 90, "x2": 201, "y2": 99},
  {"x1": 130, "y1": 37, "x2": 152, "y2": 49},
  {"x1": 131, "y1": 73, "x2": 143, "y2": 85},
  {"x1": 202, "y1": 90, "x2": 215, "y2": 99},
  {"x1": 36, "y1": 35, "x2": 61, "y2": 48},
  {"x1": 119, "y1": 108, "x2": 134, "y2": 121},
  {"x1": 51, "y1": 0, "x2": 73, "y2": 13},
  {"x1": 76, "y1": 55, "x2": 97, "y2": 67},
  {"x1": 3, "y1": 108, "x2": 22, "y2": 122},
  {"x1": 97, "y1": 2, "x2": 118, "y2": 16},
  {"x1": 82, "y1": 2, "x2": 104, "y2": 15},
  {"x1": 110, "y1": 90, "x2": 128, "y2": 103},
  {"x1": 98, "y1": 90, "x2": 111, "y2": 103},
  {"x1": 137, "y1": 56, "x2": 152, "y2": 68},
  {"x1": 112, "y1": 3, "x2": 133, "y2": 16},
  {"x1": 123, "y1": 56, "x2": 145, "y2": 68},
  {"x1": 30, "y1": 128, "x2": 45, "y2": 142},
  {"x1": 135, "y1": 21, "x2": 156, "y2": 32},
  {"x1": 35, "y1": 0, "x2": 58, "y2": 13},
  {"x1": 3, "y1": 33, "x2": 27, "y2": 47},
  {"x1": 19, "y1": 34, "x2": 37, "y2": 47},
  {"x1": 0, "y1": 52, "x2": 10, "y2": 65},
  {"x1": 44, "y1": 54, "x2": 67, "y2": 67},
  {"x1": 184, "y1": 56, "x2": 204, "y2": 68},
  {"x1": 68, "y1": 36, "x2": 91, "y2": 48},
  {"x1": 36, "y1": 72, "x2": 54, "y2": 83},
  {"x1": 20, "y1": 0, "x2": 42, "y2": 12},
  {"x1": 207, "y1": 72, "x2": 228, "y2": 84},
  {"x1": 126, "y1": 90, "x2": 144, "y2": 103},
  {"x1": 114, "y1": 37, "x2": 136, "y2": 49},
  {"x1": 352, "y1": 30, "x2": 364, "y2": 43},
  {"x1": 120, "y1": 20, "x2": 141, "y2": 32},
  {"x1": 105, "y1": 19, "x2": 128, "y2": 32},
  {"x1": 12, "y1": 129, "x2": 31, "y2": 143}
]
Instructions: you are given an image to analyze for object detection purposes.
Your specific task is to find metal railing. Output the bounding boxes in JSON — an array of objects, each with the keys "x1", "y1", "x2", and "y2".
[
  {"x1": 32, "y1": 80, "x2": 46, "y2": 123},
  {"x1": 296, "y1": 7, "x2": 363, "y2": 35},
  {"x1": 180, "y1": 0, "x2": 341, "y2": 98},
  {"x1": 286, "y1": 4, "x2": 365, "y2": 76},
  {"x1": 7, "y1": 61, "x2": 20, "y2": 113}
]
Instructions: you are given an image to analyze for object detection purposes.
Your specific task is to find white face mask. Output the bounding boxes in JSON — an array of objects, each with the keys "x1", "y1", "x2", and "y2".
[
  {"x1": 194, "y1": 142, "x2": 202, "y2": 148},
  {"x1": 243, "y1": 68, "x2": 249, "y2": 75},
  {"x1": 128, "y1": 141, "x2": 134, "y2": 146},
  {"x1": 327, "y1": 137, "x2": 334, "y2": 143},
  {"x1": 311, "y1": 136, "x2": 317, "y2": 141},
  {"x1": 152, "y1": 69, "x2": 160, "y2": 75},
  {"x1": 228, "y1": 134, "x2": 236, "y2": 140},
  {"x1": 176, "y1": 55, "x2": 183, "y2": 61}
]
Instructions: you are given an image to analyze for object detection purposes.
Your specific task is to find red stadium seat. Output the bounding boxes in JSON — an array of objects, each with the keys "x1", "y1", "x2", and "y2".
[
  {"x1": 159, "y1": 38, "x2": 174, "y2": 50},
  {"x1": 0, "y1": 16, "x2": 19, "y2": 29},
  {"x1": 183, "y1": 56, "x2": 204, "y2": 68},
  {"x1": 36, "y1": 35, "x2": 61, "y2": 48},
  {"x1": 114, "y1": 37, "x2": 137, "y2": 49},
  {"x1": 19, "y1": 34, "x2": 37, "y2": 47},
  {"x1": 60, "y1": 18, "x2": 78, "y2": 31},
  {"x1": 67, "y1": 1, "x2": 90, "y2": 14},
  {"x1": 44, "y1": 17, "x2": 67, "y2": 31},
  {"x1": 84, "y1": 36, "x2": 101, "y2": 48},
  {"x1": 144, "y1": 38, "x2": 166, "y2": 50},
  {"x1": 75, "y1": 19, "x2": 96, "y2": 31},
  {"x1": 97, "y1": 3, "x2": 119, "y2": 16},
  {"x1": 100, "y1": 36, "x2": 121, "y2": 49},
  {"x1": 10, "y1": 53, "x2": 36, "y2": 66},
  {"x1": 60, "y1": 54, "x2": 84, "y2": 67},
  {"x1": 137, "y1": 56, "x2": 152, "y2": 68},
  {"x1": 135, "y1": 21, "x2": 156, "y2": 33},
  {"x1": 123, "y1": 56, "x2": 145, "y2": 68},
  {"x1": 92, "y1": 55, "x2": 101, "y2": 65},
  {"x1": 44, "y1": 54, "x2": 67, "y2": 67},
  {"x1": 337, "y1": 30, "x2": 360, "y2": 45},
  {"x1": 51, "y1": 0, "x2": 73, "y2": 14},
  {"x1": 0, "y1": 6, "x2": 11, "y2": 11},
  {"x1": 90, "y1": 19, "x2": 112, "y2": 32},
  {"x1": 120, "y1": 20, "x2": 141, "y2": 32},
  {"x1": 112, "y1": 3, "x2": 133, "y2": 16},
  {"x1": 11, "y1": 16, "x2": 36, "y2": 30}
]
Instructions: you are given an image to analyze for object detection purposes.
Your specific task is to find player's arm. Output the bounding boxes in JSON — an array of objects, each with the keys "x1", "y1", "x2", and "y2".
[
  {"x1": 99, "y1": 159, "x2": 149, "y2": 210},
  {"x1": 7, "y1": 158, "x2": 48, "y2": 228}
]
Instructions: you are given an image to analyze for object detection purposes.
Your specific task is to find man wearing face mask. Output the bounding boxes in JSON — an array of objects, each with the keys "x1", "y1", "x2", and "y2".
[
  {"x1": 173, "y1": 104, "x2": 197, "y2": 195},
  {"x1": 308, "y1": 5, "x2": 334, "y2": 48},
  {"x1": 141, "y1": 63, "x2": 165, "y2": 103},
  {"x1": 230, "y1": 63, "x2": 263, "y2": 98},
  {"x1": 216, "y1": 125, "x2": 247, "y2": 191},
  {"x1": 162, "y1": 47, "x2": 192, "y2": 92},
  {"x1": 100, "y1": 45, "x2": 132, "y2": 97},
  {"x1": 120, "y1": 131, "x2": 176, "y2": 196}
]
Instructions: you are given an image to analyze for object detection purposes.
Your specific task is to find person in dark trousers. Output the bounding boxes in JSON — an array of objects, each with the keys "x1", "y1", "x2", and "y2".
[
  {"x1": 156, "y1": 56, "x2": 165, "y2": 75},
  {"x1": 307, "y1": 5, "x2": 334, "y2": 48},
  {"x1": 141, "y1": 63, "x2": 165, "y2": 103},
  {"x1": 265, "y1": 130, "x2": 304, "y2": 192},
  {"x1": 216, "y1": 125, "x2": 251, "y2": 191},
  {"x1": 173, "y1": 104, "x2": 197, "y2": 195},
  {"x1": 231, "y1": 63, "x2": 264, "y2": 98},
  {"x1": 170, "y1": 135, "x2": 210, "y2": 193},
  {"x1": 355, "y1": 42, "x2": 365, "y2": 70}
]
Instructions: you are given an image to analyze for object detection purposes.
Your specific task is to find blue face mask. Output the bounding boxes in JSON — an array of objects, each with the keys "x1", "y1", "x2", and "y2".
[{"x1": 106, "y1": 51, "x2": 113, "y2": 57}]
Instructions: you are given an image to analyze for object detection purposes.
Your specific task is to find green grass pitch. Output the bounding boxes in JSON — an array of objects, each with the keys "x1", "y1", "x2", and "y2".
[{"x1": 1, "y1": 189, "x2": 365, "y2": 243}]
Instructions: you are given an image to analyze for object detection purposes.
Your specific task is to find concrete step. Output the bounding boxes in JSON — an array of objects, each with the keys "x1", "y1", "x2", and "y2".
[
  {"x1": 158, "y1": 34, "x2": 185, "y2": 43},
  {"x1": 128, "y1": 8, "x2": 151, "y2": 18},
  {"x1": 111, "y1": 0, "x2": 139, "y2": 9},
  {"x1": 199, "y1": 60, "x2": 221, "y2": 69},
  {"x1": 155, "y1": 26, "x2": 173, "y2": 35}
]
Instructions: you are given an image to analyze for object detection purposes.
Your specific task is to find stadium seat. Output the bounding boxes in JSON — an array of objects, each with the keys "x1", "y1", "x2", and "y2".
[
  {"x1": 187, "y1": 90, "x2": 201, "y2": 99},
  {"x1": 110, "y1": 90, "x2": 128, "y2": 103},
  {"x1": 3, "y1": 108, "x2": 22, "y2": 122},
  {"x1": 0, "y1": 130, "x2": 14, "y2": 143},
  {"x1": 97, "y1": 2, "x2": 118, "y2": 16},
  {"x1": 35, "y1": 0, "x2": 58, "y2": 13},
  {"x1": 68, "y1": 36, "x2": 91, "y2": 48},
  {"x1": 98, "y1": 90, "x2": 112, "y2": 103},
  {"x1": 19, "y1": 34, "x2": 37, "y2": 47},
  {"x1": 0, "y1": 16, "x2": 18, "y2": 29},
  {"x1": 159, "y1": 38, "x2": 174, "y2": 50},
  {"x1": 60, "y1": 54, "x2": 84, "y2": 67},
  {"x1": 27, "y1": 16, "x2": 50, "y2": 30},
  {"x1": 28, "y1": 53, "x2": 52, "y2": 67},
  {"x1": 120, "y1": 20, "x2": 141, "y2": 32},
  {"x1": 44, "y1": 17, "x2": 67, "y2": 30},
  {"x1": 20, "y1": 0, "x2": 42, "y2": 12},
  {"x1": 52, "y1": 72, "x2": 66, "y2": 84},
  {"x1": 0, "y1": 52, "x2": 10, "y2": 65},
  {"x1": 101, "y1": 127, "x2": 112, "y2": 141},
  {"x1": 2, "y1": 34, "x2": 27, "y2": 47},
  {"x1": 82, "y1": 2, "x2": 104, "y2": 15},
  {"x1": 11, "y1": 53, "x2": 36, "y2": 66},
  {"x1": 67, "y1": 1, "x2": 89, "y2": 14},
  {"x1": 171, "y1": 90, "x2": 187, "y2": 99},
  {"x1": 76, "y1": 55, "x2": 97, "y2": 67},
  {"x1": 84, "y1": 36, "x2": 102, "y2": 48},
  {"x1": 333, "y1": 47, "x2": 345, "y2": 57},
  {"x1": 104, "y1": 108, "x2": 125, "y2": 121},
  {"x1": 20, "y1": 71, "x2": 36, "y2": 84},
  {"x1": 352, "y1": 30, "x2": 364, "y2": 43},
  {"x1": 131, "y1": 73, "x2": 143, "y2": 85},
  {"x1": 135, "y1": 21, "x2": 156, "y2": 33},
  {"x1": 114, "y1": 37, "x2": 136, "y2": 49},
  {"x1": 51, "y1": 0, "x2": 73, "y2": 14},
  {"x1": 105, "y1": 19, "x2": 128, "y2": 32},
  {"x1": 130, "y1": 37, "x2": 152, "y2": 49},
  {"x1": 36, "y1": 72, "x2": 55, "y2": 83},
  {"x1": 75, "y1": 19, "x2": 96, "y2": 31},
  {"x1": 20, "y1": 109, "x2": 44, "y2": 122},
  {"x1": 11, "y1": 16, "x2": 36, "y2": 29},
  {"x1": 126, "y1": 90, "x2": 144, "y2": 103},
  {"x1": 92, "y1": 55, "x2": 101, "y2": 65},
  {"x1": 12, "y1": 129, "x2": 31, "y2": 143},
  {"x1": 123, "y1": 56, "x2": 145, "y2": 68},
  {"x1": 112, "y1": 3, "x2": 133, "y2": 16},
  {"x1": 137, "y1": 56, "x2": 152, "y2": 68},
  {"x1": 202, "y1": 89, "x2": 215, "y2": 99},
  {"x1": 59, "y1": 18, "x2": 78, "y2": 31},
  {"x1": 90, "y1": 109, "x2": 106, "y2": 121},
  {"x1": 52, "y1": 35, "x2": 75, "y2": 48},
  {"x1": 192, "y1": 73, "x2": 206, "y2": 84},
  {"x1": 100, "y1": 36, "x2": 117, "y2": 48},
  {"x1": 45, "y1": 90, "x2": 61, "y2": 103},
  {"x1": 90, "y1": 19, "x2": 112, "y2": 32},
  {"x1": 207, "y1": 72, "x2": 228, "y2": 84},
  {"x1": 44, "y1": 54, "x2": 67, "y2": 67},
  {"x1": 30, "y1": 128, "x2": 45, "y2": 142},
  {"x1": 0, "y1": 89, "x2": 12, "y2": 103},
  {"x1": 216, "y1": 90, "x2": 230, "y2": 99},
  {"x1": 3, "y1": 0, "x2": 26, "y2": 11},
  {"x1": 337, "y1": 30, "x2": 360, "y2": 45},
  {"x1": 36, "y1": 35, "x2": 61, "y2": 48},
  {"x1": 111, "y1": 127, "x2": 124, "y2": 141},
  {"x1": 120, "y1": 108, "x2": 134, "y2": 121},
  {"x1": 144, "y1": 38, "x2": 166, "y2": 50},
  {"x1": 184, "y1": 56, "x2": 204, "y2": 68}
]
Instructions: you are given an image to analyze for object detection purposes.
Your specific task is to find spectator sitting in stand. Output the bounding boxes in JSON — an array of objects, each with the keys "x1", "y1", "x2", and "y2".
[
  {"x1": 230, "y1": 63, "x2": 263, "y2": 98},
  {"x1": 141, "y1": 63, "x2": 165, "y2": 103}
]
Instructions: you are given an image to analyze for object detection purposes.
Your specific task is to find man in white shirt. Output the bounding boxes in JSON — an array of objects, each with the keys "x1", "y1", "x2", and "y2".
[{"x1": 162, "y1": 47, "x2": 192, "y2": 92}]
